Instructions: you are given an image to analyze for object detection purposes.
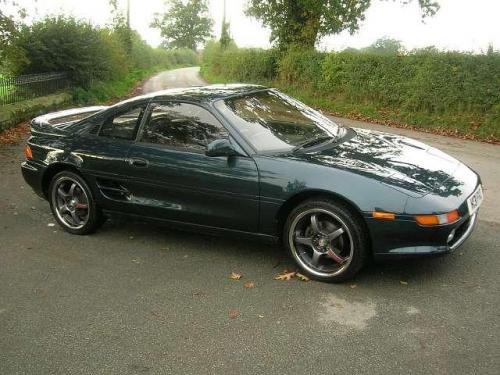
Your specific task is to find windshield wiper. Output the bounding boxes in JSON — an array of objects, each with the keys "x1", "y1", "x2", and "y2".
[{"x1": 292, "y1": 135, "x2": 335, "y2": 152}]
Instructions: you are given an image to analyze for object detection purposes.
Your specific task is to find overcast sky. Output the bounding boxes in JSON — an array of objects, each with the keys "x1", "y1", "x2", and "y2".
[{"x1": 11, "y1": 0, "x2": 500, "y2": 53}]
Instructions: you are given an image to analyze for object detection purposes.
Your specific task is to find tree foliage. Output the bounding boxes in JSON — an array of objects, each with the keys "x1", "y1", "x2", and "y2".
[
  {"x1": 151, "y1": 0, "x2": 213, "y2": 50},
  {"x1": 360, "y1": 37, "x2": 406, "y2": 55},
  {"x1": 0, "y1": 0, "x2": 29, "y2": 73},
  {"x1": 13, "y1": 16, "x2": 126, "y2": 84},
  {"x1": 245, "y1": 0, "x2": 440, "y2": 49},
  {"x1": 10, "y1": 15, "x2": 198, "y2": 86}
]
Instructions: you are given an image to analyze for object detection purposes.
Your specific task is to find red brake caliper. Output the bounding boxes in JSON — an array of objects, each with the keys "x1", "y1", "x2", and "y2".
[{"x1": 327, "y1": 248, "x2": 345, "y2": 263}]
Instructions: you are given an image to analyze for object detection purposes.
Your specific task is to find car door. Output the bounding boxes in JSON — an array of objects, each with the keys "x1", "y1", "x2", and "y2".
[
  {"x1": 125, "y1": 101, "x2": 260, "y2": 232},
  {"x1": 75, "y1": 101, "x2": 149, "y2": 212}
]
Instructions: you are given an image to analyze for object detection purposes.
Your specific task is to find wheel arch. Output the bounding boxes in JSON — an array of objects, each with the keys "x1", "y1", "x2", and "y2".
[
  {"x1": 41, "y1": 163, "x2": 82, "y2": 198},
  {"x1": 276, "y1": 189, "x2": 370, "y2": 239}
]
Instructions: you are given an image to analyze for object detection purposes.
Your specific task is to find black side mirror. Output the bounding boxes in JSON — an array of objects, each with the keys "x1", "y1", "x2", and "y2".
[{"x1": 205, "y1": 138, "x2": 241, "y2": 157}]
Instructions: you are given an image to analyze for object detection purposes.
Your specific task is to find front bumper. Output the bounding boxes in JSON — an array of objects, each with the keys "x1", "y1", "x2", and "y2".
[
  {"x1": 368, "y1": 200, "x2": 480, "y2": 259},
  {"x1": 370, "y1": 211, "x2": 478, "y2": 259},
  {"x1": 448, "y1": 212, "x2": 477, "y2": 251}
]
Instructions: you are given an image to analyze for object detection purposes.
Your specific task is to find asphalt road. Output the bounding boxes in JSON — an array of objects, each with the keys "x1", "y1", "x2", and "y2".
[{"x1": 1, "y1": 67, "x2": 499, "y2": 374}]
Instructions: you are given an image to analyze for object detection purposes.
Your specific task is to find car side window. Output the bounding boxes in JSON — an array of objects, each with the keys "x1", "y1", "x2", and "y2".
[
  {"x1": 99, "y1": 105, "x2": 146, "y2": 140},
  {"x1": 139, "y1": 102, "x2": 228, "y2": 151}
]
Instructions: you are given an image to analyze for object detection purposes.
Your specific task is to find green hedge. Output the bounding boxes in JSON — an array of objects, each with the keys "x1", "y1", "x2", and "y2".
[
  {"x1": 201, "y1": 43, "x2": 500, "y2": 141},
  {"x1": 201, "y1": 41, "x2": 277, "y2": 83},
  {"x1": 278, "y1": 45, "x2": 326, "y2": 87},
  {"x1": 319, "y1": 51, "x2": 500, "y2": 114}
]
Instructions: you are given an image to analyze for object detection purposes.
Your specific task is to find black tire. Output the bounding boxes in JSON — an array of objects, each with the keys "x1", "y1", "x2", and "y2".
[
  {"x1": 283, "y1": 198, "x2": 369, "y2": 282},
  {"x1": 48, "y1": 171, "x2": 104, "y2": 235}
]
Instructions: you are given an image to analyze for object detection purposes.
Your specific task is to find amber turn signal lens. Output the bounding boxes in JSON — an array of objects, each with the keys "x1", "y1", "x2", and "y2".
[
  {"x1": 415, "y1": 209, "x2": 460, "y2": 226},
  {"x1": 372, "y1": 211, "x2": 395, "y2": 220},
  {"x1": 25, "y1": 144, "x2": 33, "y2": 160},
  {"x1": 415, "y1": 215, "x2": 440, "y2": 226},
  {"x1": 446, "y1": 210, "x2": 460, "y2": 223}
]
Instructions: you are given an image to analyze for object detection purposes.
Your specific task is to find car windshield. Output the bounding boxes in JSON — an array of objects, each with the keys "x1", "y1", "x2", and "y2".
[{"x1": 214, "y1": 90, "x2": 343, "y2": 153}]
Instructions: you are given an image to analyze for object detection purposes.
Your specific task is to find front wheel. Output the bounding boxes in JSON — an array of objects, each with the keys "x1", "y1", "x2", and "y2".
[
  {"x1": 49, "y1": 171, "x2": 104, "y2": 235},
  {"x1": 283, "y1": 199, "x2": 369, "y2": 282}
]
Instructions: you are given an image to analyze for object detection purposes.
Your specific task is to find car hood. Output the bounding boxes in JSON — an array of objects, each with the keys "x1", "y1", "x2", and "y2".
[{"x1": 287, "y1": 128, "x2": 464, "y2": 197}]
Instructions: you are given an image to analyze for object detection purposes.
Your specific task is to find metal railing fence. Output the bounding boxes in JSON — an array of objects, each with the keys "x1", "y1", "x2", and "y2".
[{"x1": 0, "y1": 72, "x2": 70, "y2": 106}]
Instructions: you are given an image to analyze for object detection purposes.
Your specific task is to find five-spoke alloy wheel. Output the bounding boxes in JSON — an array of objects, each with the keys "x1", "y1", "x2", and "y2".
[
  {"x1": 49, "y1": 171, "x2": 103, "y2": 235},
  {"x1": 284, "y1": 199, "x2": 368, "y2": 282}
]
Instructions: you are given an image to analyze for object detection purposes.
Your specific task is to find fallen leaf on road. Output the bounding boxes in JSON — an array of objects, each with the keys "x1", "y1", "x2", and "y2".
[
  {"x1": 274, "y1": 270, "x2": 296, "y2": 281},
  {"x1": 350, "y1": 284, "x2": 357, "y2": 289},
  {"x1": 296, "y1": 273, "x2": 310, "y2": 282},
  {"x1": 400, "y1": 280, "x2": 408, "y2": 285},
  {"x1": 228, "y1": 309, "x2": 240, "y2": 319},
  {"x1": 244, "y1": 281, "x2": 256, "y2": 289},
  {"x1": 229, "y1": 272, "x2": 242, "y2": 280}
]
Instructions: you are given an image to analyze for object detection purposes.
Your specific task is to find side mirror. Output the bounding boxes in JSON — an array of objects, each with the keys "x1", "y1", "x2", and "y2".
[{"x1": 205, "y1": 138, "x2": 241, "y2": 157}]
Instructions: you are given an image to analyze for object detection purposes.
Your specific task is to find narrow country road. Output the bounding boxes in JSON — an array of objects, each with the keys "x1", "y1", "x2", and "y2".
[
  {"x1": 143, "y1": 67, "x2": 500, "y2": 224},
  {"x1": 1, "y1": 67, "x2": 499, "y2": 374},
  {"x1": 142, "y1": 67, "x2": 206, "y2": 92}
]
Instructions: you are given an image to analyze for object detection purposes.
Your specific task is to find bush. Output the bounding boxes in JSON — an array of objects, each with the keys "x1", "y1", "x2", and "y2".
[
  {"x1": 321, "y1": 50, "x2": 500, "y2": 114},
  {"x1": 201, "y1": 41, "x2": 277, "y2": 83},
  {"x1": 14, "y1": 16, "x2": 125, "y2": 85},
  {"x1": 278, "y1": 45, "x2": 326, "y2": 87},
  {"x1": 11, "y1": 16, "x2": 199, "y2": 87}
]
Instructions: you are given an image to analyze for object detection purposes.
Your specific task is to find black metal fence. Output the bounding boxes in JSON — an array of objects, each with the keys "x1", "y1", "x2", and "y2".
[{"x1": 0, "y1": 72, "x2": 70, "y2": 106}]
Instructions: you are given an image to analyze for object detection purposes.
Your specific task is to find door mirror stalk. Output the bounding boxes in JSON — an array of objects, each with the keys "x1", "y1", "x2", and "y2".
[{"x1": 206, "y1": 138, "x2": 242, "y2": 157}]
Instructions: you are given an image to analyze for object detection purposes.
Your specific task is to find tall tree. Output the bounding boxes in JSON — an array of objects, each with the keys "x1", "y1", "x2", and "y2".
[
  {"x1": 361, "y1": 37, "x2": 405, "y2": 55},
  {"x1": 0, "y1": 0, "x2": 28, "y2": 73},
  {"x1": 245, "y1": 0, "x2": 439, "y2": 50},
  {"x1": 151, "y1": 0, "x2": 213, "y2": 50}
]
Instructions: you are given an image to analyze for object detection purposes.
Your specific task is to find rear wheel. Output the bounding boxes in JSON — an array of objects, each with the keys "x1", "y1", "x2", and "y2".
[
  {"x1": 49, "y1": 171, "x2": 104, "y2": 235},
  {"x1": 283, "y1": 199, "x2": 369, "y2": 282}
]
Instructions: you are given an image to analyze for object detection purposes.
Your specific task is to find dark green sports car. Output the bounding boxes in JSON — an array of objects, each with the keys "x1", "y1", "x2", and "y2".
[{"x1": 21, "y1": 84, "x2": 483, "y2": 282}]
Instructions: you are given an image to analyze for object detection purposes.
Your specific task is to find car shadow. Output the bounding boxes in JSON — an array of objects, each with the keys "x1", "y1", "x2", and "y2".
[
  {"x1": 95, "y1": 215, "x2": 461, "y2": 286},
  {"x1": 98, "y1": 215, "x2": 289, "y2": 263}
]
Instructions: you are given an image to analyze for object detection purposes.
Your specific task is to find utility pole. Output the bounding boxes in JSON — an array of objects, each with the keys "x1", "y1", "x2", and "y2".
[
  {"x1": 220, "y1": 0, "x2": 231, "y2": 48},
  {"x1": 127, "y1": 0, "x2": 131, "y2": 29},
  {"x1": 125, "y1": 0, "x2": 132, "y2": 54},
  {"x1": 223, "y1": 0, "x2": 226, "y2": 24}
]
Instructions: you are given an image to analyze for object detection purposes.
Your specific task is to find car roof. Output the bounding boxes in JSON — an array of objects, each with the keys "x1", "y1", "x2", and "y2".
[{"x1": 115, "y1": 84, "x2": 268, "y2": 107}]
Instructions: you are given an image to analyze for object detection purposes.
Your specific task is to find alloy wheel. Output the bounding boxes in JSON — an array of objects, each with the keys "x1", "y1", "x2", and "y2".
[
  {"x1": 51, "y1": 177, "x2": 90, "y2": 230},
  {"x1": 288, "y1": 208, "x2": 354, "y2": 277}
]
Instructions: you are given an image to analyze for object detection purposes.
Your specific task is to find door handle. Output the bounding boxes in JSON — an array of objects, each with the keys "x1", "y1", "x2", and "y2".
[{"x1": 128, "y1": 158, "x2": 149, "y2": 168}]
